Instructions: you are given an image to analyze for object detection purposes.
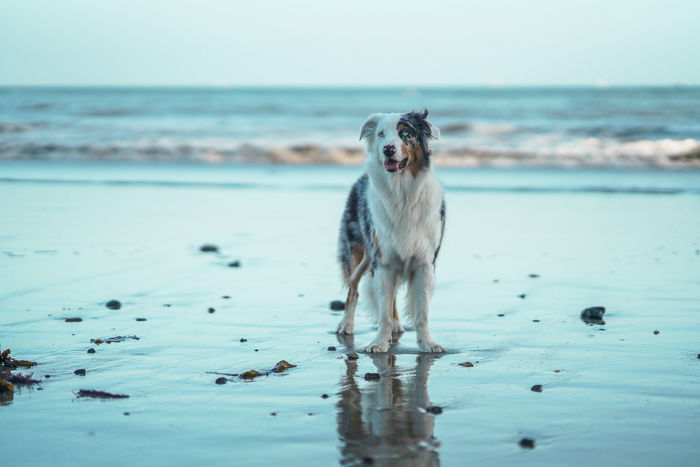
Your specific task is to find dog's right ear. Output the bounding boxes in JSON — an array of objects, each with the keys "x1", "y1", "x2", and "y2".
[{"x1": 359, "y1": 114, "x2": 381, "y2": 141}]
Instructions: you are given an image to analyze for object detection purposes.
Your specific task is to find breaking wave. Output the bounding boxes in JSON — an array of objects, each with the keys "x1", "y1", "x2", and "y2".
[{"x1": 1, "y1": 137, "x2": 699, "y2": 167}]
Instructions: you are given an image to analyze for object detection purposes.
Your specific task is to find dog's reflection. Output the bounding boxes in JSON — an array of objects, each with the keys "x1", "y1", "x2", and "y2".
[{"x1": 336, "y1": 335, "x2": 442, "y2": 466}]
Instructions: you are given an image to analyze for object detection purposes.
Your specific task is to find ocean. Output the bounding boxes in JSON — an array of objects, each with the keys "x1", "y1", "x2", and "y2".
[{"x1": 1, "y1": 86, "x2": 700, "y2": 167}]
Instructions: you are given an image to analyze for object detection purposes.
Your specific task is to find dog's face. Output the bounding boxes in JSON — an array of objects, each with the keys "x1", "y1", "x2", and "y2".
[{"x1": 360, "y1": 110, "x2": 440, "y2": 176}]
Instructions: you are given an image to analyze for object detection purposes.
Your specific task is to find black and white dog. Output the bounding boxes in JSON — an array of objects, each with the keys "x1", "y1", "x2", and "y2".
[{"x1": 337, "y1": 110, "x2": 446, "y2": 353}]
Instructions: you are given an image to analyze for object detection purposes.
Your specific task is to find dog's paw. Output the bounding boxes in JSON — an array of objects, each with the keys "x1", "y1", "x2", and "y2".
[
  {"x1": 418, "y1": 340, "x2": 446, "y2": 353},
  {"x1": 365, "y1": 340, "x2": 390, "y2": 353},
  {"x1": 336, "y1": 320, "x2": 355, "y2": 335}
]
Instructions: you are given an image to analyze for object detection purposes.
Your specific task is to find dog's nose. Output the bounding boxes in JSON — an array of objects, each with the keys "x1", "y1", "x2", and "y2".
[{"x1": 383, "y1": 144, "x2": 396, "y2": 157}]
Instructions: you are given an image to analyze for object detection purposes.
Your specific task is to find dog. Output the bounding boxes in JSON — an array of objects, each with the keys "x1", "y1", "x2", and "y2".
[{"x1": 336, "y1": 109, "x2": 446, "y2": 353}]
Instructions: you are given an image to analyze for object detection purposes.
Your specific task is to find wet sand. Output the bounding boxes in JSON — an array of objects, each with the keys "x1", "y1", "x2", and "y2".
[{"x1": 1, "y1": 162, "x2": 699, "y2": 466}]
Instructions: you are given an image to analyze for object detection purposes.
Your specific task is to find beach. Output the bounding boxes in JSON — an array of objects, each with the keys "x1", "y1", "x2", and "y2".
[{"x1": 1, "y1": 162, "x2": 699, "y2": 466}]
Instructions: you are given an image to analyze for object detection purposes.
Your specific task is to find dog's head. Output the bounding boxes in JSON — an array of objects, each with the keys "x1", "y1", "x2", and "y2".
[{"x1": 360, "y1": 110, "x2": 440, "y2": 176}]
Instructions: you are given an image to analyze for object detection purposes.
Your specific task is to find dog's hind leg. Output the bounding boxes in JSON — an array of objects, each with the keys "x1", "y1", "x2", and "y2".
[
  {"x1": 392, "y1": 297, "x2": 404, "y2": 334},
  {"x1": 337, "y1": 246, "x2": 369, "y2": 335}
]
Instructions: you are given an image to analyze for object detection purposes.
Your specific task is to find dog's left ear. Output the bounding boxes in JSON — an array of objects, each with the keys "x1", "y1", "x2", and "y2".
[{"x1": 425, "y1": 120, "x2": 440, "y2": 140}]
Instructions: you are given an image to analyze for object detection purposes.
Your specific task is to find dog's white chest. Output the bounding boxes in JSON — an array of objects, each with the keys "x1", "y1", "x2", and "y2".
[{"x1": 369, "y1": 174, "x2": 443, "y2": 264}]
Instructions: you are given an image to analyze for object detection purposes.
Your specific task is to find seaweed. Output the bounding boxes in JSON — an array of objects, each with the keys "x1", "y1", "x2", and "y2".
[
  {"x1": 90, "y1": 335, "x2": 140, "y2": 345},
  {"x1": 76, "y1": 389, "x2": 129, "y2": 399},
  {"x1": 212, "y1": 360, "x2": 297, "y2": 383},
  {"x1": 0, "y1": 348, "x2": 37, "y2": 369}
]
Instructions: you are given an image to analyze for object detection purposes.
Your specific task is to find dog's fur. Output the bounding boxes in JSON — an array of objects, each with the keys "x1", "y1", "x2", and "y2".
[{"x1": 337, "y1": 109, "x2": 446, "y2": 353}]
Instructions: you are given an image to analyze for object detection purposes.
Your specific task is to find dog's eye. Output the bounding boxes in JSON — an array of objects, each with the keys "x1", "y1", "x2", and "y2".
[
  {"x1": 377, "y1": 131, "x2": 385, "y2": 138},
  {"x1": 401, "y1": 129, "x2": 410, "y2": 137}
]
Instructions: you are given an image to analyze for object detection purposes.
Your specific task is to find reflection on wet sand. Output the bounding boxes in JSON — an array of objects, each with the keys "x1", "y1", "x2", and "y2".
[{"x1": 335, "y1": 335, "x2": 442, "y2": 466}]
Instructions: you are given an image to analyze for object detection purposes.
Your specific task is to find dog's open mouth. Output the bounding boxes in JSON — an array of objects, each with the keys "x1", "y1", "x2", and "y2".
[{"x1": 384, "y1": 157, "x2": 408, "y2": 173}]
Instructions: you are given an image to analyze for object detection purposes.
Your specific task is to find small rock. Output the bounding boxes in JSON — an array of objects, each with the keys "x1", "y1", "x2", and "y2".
[
  {"x1": 44, "y1": 375, "x2": 51, "y2": 378},
  {"x1": 135, "y1": 318, "x2": 147, "y2": 322},
  {"x1": 123, "y1": 412, "x2": 130, "y2": 416},
  {"x1": 321, "y1": 393, "x2": 330, "y2": 399},
  {"x1": 240, "y1": 370, "x2": 263, "y2": 379},
  {"x1": 215, "y1": 377, "x2": 227, "y2": 385},
  {"x1": 208, "y1": 307, "x2": 215, "y2": 313},
  {"x1": 222, "y1": 295, "x2": 231, "y2": 299},
  {"x1": 87, "y1": 348, "x2": 96, "y2": 354},
  {"x1": 227, "y1": 261, "x2": 241, "y2": 268},
  {"x1": 239, "y1": 338, "x2": 247, "y2": 343},
  {"x1": 518, "y1": 294, "x2": 526, "y2": 299},
  {"x1": 105, "y1": 300, "x2": 122, "y2": 310},
  {"x1": 364, "y1": 373, "x2": 381, "y2": 381},
  {"x1": 329, "y1": 300, "x2": 345, "y2": 311},
  {"x1": 346, "y1": 352, "x2": 359, "y2": 360},
  {"x1": 65, "y1": 317, "x2": 82, "y2": 322},
  {"x1": 581, "y1": 306, "x2": 606, "y2": 325},
  {"x1": 497, "y1": 313, "x2": 505, "y2": 317},
  {"x1": 528, "y1": 274, "x2": 540, "y2": 278},
  {"x1": 554, "y1": 369, "x2": 561, "y2": 373},
  {"x1": 327, "y1": 346, "x2": 337, "y2": 351},
  {"x1": 199, "y1": 244, "x2": 219, "y2": 253},
  {"x1": 271, "y1": 360, "x2": 297, "y2": 373},
  {"x1": 653, "y1": 330, "x2": 660, "y2": 335},
  {"x1": 492, "y1": 279, "x2": 500, "y2": 283},
  {"x1": 425, "y1": 406, "x2": 443, "y2": 414},
  {"x1": 74, "y1": 369, "x2": 86, "y2": 376},
  {"x1": 532, "y1": 319, "x2": 540, "y2": 322},
  {"x1": 519, "y1": 438, "x2": 536, "y2": 449},
  {"x1": 531, "y1": 384, "x2": 543, "y2": 392},
  {"x1": 270, "y1": 412, "x2": 277, "y2": 416},
  {"x1": 459, "y1": 362, "x2": 474, "y2": 367},
  {"x1": 696, "y1": 354, "x2": 700, "y2": 359}
]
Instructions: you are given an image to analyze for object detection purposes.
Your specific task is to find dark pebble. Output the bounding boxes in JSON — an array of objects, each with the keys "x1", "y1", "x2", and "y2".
[
  {"x1": 65, "y1": 317, "x2": 82, "y2": 322},
  {"x1": 581, "y1": 306, "x2": 606, "y2": 325},
  {"x1": 519, "y1": 438, "x2": 536, "y2": 449},
  {"x1": 239, "y1": 338, "x2": 247, "y2": 343},
  {"x1": 532, "y1": 319, "x2": 540, "y2": 323},
  {"x1": 227, "y1": 261, "x2": 241, "y2": 268},
  {"x1": 215, "y1": 377, "x2": 227, "y2": 385},
  {"x1": 105, "y1": 300, "x2": 121, "y2": 310},
  {"x1": 364, "y1": 372, "x2": 381, "y2": 381},
  {"x1": 254, "y1": 349, "x2": 259, "y2": 352},
  {"x1": 208, "y1": 307, "x2": 215, "y2": 313},
  {"x1": 696, "y1": 354, "x2": 700, "y2": 359},
  {"x1": 653, "y1": 330, "x2": 660, "y2": 335},
  {"x1": 327, "y1": 346, "x2": 337, "y2": 351},
  {"x1": 497, "y1": 313, "x2": 505, "y2": 317},
  {"x1": 199, "y1": 244, "x2": 219, "y2": 253},
  {"x1": 528, "y1": 274, "x2": 540, "y2": 278},
  {"x1": 346, "y1": 352, "x2": 359, "y2": 360},
  {"x1": 321, "y1": 394, "x2": 330, "y2": 399},
  {"x1": 123, "y1": 412, "x2": 130, "y2": 416},
  {"x1": 135, "y1": 318, "x2": 147, "y2": 321},
  {"x1": 44, "y1": 375, "x2": 51, "y2": 378},
  {"x1": 163, "y1": 304, "x2": 171, "y2": 307},
  {"x1": 87, "y1": 348, "x2": 96, "y2": 354},
  {"x1": 425, "y1": 406, "x2": 443, "y2": 414},
  {"x1": 329, "y1": 300, "x2": 345, "y2": 311},
  {"x1": 531, "y1": 384, "x2": 543, "y2": 392},
  {"x1": 518, "y1": 294, "x2": 526, "y2": 299},
  {"x1": 270, "y1": 412, "x2": 277, "y2": 416},
  {"x1": 74, "y1": 369, "x2": 86, "y2": 376},
  {"x1": 222, "y1": 295, "x2": 231, "y2": 299},
  {"x1": 492, "y1": 279, "x2": 499, "y2": 283}
]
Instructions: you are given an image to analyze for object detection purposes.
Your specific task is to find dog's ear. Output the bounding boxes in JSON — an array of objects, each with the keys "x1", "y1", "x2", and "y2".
[
  {"x1": 425, "y1": 120, "x2": 440, "y2": 140},
  {"x1": 359, "y1": 114, "x2": 381, "y2": 141},
  {"x1": 419, "y1": 108, "x2": 440, "y2": 140}
]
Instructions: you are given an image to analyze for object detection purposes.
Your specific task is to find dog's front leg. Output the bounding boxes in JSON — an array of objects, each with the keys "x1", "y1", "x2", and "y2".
[
  {"x1": 411, "y1": 264, "x2": 445, "y2": 353},
  {"x1": 365, "y1": 267, "x2": 397, "y2": 353}
]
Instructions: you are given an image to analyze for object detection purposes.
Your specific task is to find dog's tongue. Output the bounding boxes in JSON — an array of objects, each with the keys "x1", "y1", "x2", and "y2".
[{"x1": 384, "y1": 159, "x2": 400, "y2": 172}]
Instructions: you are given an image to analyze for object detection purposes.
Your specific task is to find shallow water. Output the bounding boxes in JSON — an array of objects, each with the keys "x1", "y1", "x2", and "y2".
[{"x1": 1, "y1": 163, "x2": 699, "y2": 466}]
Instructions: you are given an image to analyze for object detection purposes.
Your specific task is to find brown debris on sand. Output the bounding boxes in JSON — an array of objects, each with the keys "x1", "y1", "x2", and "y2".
[
  {"x1": 64, "y1": 317, "x2": 83, "y2": 322},
  {"x1": 459, "y1": 362, "x2": 475, "y2": 368},
  {"x1": 0, "y1": 378, "x2": 13, "y2": 402},
  {"x1": 215, "y1": 360, "x2": 298, "y2": 382},
  {"x1": 271, "y1": 360, "x2": 297, "y2": 373},
  {"x1": 105, "y1": 300, "x2": 122, "y2": 310},
  {"x1": 76, "y1": 389, "x2": 129, "y2": 399}
]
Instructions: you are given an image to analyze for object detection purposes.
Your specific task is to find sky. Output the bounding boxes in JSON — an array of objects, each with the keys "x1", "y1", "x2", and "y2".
[{"x1": 1, "y1": 0, "x2": 698, "y2": 86}]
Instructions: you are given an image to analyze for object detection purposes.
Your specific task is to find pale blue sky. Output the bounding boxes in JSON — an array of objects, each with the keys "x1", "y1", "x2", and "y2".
[{"x1": 1, "y1": 0, "x2": 698, "y2": 86}]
